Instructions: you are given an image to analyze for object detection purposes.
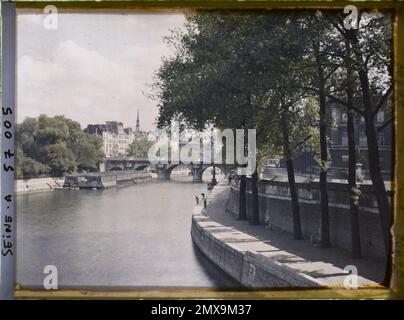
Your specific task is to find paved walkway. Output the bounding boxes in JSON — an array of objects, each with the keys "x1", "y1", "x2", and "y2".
[{"x1": 200, "y1": 182, "x2": 387, "y2": 286}]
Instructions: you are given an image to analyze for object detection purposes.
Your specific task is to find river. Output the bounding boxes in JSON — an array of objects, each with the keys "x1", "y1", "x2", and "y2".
[{"x1": 16, "y1": 175, "x2": 238, "y2": 289}]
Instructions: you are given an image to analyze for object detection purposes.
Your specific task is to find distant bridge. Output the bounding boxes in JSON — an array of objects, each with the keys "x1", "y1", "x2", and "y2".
[
  {"x1": 104, "y1": 158, "x2": 150, "y2": 172},
  {"x1": 103, "y1": 157, "x2": 229, "y2": 183}
]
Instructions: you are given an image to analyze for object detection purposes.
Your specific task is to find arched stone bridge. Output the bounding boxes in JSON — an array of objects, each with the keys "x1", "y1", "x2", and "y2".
[{"x1": 103, "y1": 158, "x2": 229, "y2": 183}]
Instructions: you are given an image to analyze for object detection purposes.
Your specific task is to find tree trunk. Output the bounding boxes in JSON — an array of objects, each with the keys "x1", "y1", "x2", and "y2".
[
  {"x1": 339, "y1": 27, "x2": 392, "y2": 257},
  {"x1": 345, "y1": 40, "x2": 362, "y2": 258},
  {"x1": 238, "y1": 175, "x2": 247, "y2": 220},
  {"x1": 357, "y1": 63, "x2": 391, "y2": 256},
  {"x1": 281, "y1": 109, "x2": 303, "y2": 240},
  {"x1": 286, "y1": 158, "x2": 303, "y2": 239},
  {"x1": 315, "y1": 45, "x2": 331, "y2": 247},
  {"x1": 347, "y1": 110, "x2": 362, "y2": 258},
  {"x1": 250, "y1": 167, "x2": 260, "y2": 225},
  {"x1": 364, "y1": 108, "x2": 391, "y2": 253}
]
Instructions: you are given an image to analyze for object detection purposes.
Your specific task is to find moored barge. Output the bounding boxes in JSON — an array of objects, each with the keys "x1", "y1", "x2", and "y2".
[{"x1": 64, "y1": 171, "x2": 151, "y2": 189}]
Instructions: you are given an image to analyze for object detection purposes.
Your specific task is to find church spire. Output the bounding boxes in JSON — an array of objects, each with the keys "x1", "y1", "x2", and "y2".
[{"x1": 136, "y1": 109, "x2": 140, "y2": 132}]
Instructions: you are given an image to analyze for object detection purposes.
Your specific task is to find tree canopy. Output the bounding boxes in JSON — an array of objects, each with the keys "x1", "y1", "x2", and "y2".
[
  {"x1": 127, "y1": 137, "x2": 154, "y2": 159},
  {"x1": 16, "y1": 115, "x2": 105, "y2": 178},
  {"x1": 152, "y1": 10, "x2": 392, "y2": 249}
]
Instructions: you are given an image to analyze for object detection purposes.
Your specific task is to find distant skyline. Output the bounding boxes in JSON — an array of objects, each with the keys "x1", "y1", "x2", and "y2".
[{"x1": 16, "y1": 10, "x2": 187, "y2": 131}]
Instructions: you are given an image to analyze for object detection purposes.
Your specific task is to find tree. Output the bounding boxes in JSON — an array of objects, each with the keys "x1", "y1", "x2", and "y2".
[
  {"x1": 154, "y1": 13, "x2": 265, "y2": 224},
  {"x1": 153, "y1": 10, "x2": 391, "y2": 248},
  {"x1": 343, "y1": 16, "x2": 391, "y2": 255},
  {"x1": 71, "y1": 133, "x2": 105, "y2": 172},
  {"x1": 35, "y1": 115, "x2": 70, "y2": 146},
  {"x1": 128, "y1": 138, "x2": 154, "y2": 159},
  {"x1": 15, "y1": 147, "x2": 49, "y2": 179},
  {"x1": 42, "y1": 143, "x2": 76, "y2": 177},
  {"x1": 331, "y1": 37, "x2": 364, "y2": 259},
  {"x1": 294, "y1": 12, "x2": 340, "y2": 247},
  {"x1": 258, "y1": 91, "x2": 319, "y2": 240},
  {"x1": 246, "y1": 15, "x2": 320, "y2": 237},
  {"x1": 345, "y1": 39, "x2": 363, "y2": 259},
  {"x1": 327, "y1": 12, "x2": 392, "y2": 255},
  {"x1": 21, "y1": 156, "x2": 50, "y2": 179},
  {"x1": 153, "y1": 12, "x2": 318, "y2": 233},
  {"x1": 16, "y1": 115, "x2": 105, "y2": 177},
  {"x1": 296, "y1": 11, "x2": 392, "y2": 257}
]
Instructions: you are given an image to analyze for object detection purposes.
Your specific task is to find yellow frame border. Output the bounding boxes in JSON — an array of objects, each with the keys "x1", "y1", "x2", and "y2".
[{"x1": 1, "y1": 0, "x2": 403, "y2": 300}]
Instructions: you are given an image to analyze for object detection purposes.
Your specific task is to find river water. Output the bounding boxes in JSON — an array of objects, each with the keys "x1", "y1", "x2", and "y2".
[{"x1": 16, "y1": 176, "x2": 238, "y2": 289}]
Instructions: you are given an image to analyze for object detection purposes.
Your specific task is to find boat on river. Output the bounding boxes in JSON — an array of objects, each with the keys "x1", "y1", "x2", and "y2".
[{"x1": 63, "y1": 171, "x2": 151, "y2": 189}]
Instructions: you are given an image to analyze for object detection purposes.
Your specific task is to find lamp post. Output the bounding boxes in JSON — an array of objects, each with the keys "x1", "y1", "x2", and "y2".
[
  {"x1": 309, "y1": 145, "x2": 313, "y2": 180},
  {"x1": 211, "y1": 127, "x2": 217, "y2": 185},
  {"x1": 212, "y1": 166, "x2": 217, "y2": 185}
]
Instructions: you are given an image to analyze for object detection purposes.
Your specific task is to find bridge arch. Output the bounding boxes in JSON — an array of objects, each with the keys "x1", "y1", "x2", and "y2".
[
  {"x1": 200, "y1": 164, "x2": 227, "y2": 176},
  {"x1": 104, "y1": 157, "x2": 231, "y2": 183},
  {"x1": 156, "y1": 164, "x2": 180, "y2": 180},
  {"x1": 170, "y1": 164, "x2": 193, "y2": 180},
  {"x1": 191, "y1": 164, "x2": 227, "y2": 183}
]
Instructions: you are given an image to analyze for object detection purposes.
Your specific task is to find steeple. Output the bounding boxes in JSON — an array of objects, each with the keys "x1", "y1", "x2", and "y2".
[{"x1": 136, "y1": 109, "x2": 140, "y2": 132}]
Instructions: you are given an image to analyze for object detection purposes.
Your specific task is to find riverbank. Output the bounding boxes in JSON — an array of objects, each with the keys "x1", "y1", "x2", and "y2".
[
  {"x1": 16, "y1": 172, "x2": 152, "y2": 195},
  {"x1": 191, "y1": 182, "x2": 385, "y2": 288},
  {"x1": 16, "y1": 177, "x2": 65, "y2": 195},
  {"x1": 229, "y1": 176, "x2": 388, "y2": 260}
]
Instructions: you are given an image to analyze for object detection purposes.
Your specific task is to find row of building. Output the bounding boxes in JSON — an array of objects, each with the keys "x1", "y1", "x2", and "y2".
[
  {"x1": 84, "y1": 110, "x2": 147, "y2": 158},
  {"x1": 84, "y1": 104, "x2": 392, "y2": 179},
  {"x1": 294, "y1": 103, "x2": 392, "y2": 180}
]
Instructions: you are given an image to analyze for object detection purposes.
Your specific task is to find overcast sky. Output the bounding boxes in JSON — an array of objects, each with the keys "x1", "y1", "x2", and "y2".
[{"x1": 16, "y1": 10, "x2": 186, "y2": 131}]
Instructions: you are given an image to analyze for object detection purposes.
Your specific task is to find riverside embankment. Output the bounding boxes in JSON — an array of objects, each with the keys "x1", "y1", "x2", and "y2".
[
  {"x1": 228, "y1": 177, "x2": 390, "y2": 260},
  {"x1": 16, "y1": 171, "x2": 152, "y2": 195},
  {"x1": 191, "y1": 182, "x2": 385, "y2": 288},
  {"x1": 16, "y1": 177, "x2": 65, "y2": 195}
]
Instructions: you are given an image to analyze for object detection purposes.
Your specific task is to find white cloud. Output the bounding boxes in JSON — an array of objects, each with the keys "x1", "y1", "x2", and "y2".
[{"x1": 16, "y1": 11, "x2": 186, "y2": 131}]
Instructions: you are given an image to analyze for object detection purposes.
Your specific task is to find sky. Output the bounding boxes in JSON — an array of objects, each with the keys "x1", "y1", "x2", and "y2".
[{"x1": 16, "y1": 9, "x2": 187, "y2": 131}]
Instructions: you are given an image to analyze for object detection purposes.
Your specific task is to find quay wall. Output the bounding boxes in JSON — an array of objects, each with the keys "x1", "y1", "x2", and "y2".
[
  {"x1": 190, "y1": 184, "x2": 382, "y2": 288},
  {"x1": 16, "y1": 171, "x2": 152, "y2": 194},
  {"x1": 191, "y1": 213, "x2": 322, "y2": 288},
  {"x1": 15, "y1": 177, "x2": 65, "y2": 195},
  {"x1": 227, "y1": 178, "x2": 389, "y2": 260},
  {"x1": 191, "y1": 216, "x2": 244, "y2": 282}
]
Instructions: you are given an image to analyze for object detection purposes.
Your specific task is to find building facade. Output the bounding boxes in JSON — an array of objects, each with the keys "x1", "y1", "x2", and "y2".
[
  {"x1": 85, "y1": 110, "x2": 147, "y2": 158},
  {"x1": 293, "y1": 102, "x2": 392, "y2": 181}
]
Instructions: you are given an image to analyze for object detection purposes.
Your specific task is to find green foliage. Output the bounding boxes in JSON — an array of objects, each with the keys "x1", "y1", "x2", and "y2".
[
  {"x1": 16, "y1": 115, "x2": 105, "y2": 178},
  {"x1": 70, "y1": 133, "x2": 105, "y2": 171},
  {"x1": 152, "y1": 10, "x2": 390, "y2": 168},
  {"x1": 21, "y1": 157, "x2": 49, "y2": 179},
  {"x1": 15, "y1": 147, "x2": 49, "y2": 179},
  {"x1": 127, "y1": 138, "x2": 154, "y2": 159},
  {"x1": 42, "y1": 143, "x2": 76, "y2": 177},
  {"x1": 151, "y1": 11, "x2": 391, "y2": 244},
  {"x1": 153, "y1": 12, "x2": 320, "y2": 164}
]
